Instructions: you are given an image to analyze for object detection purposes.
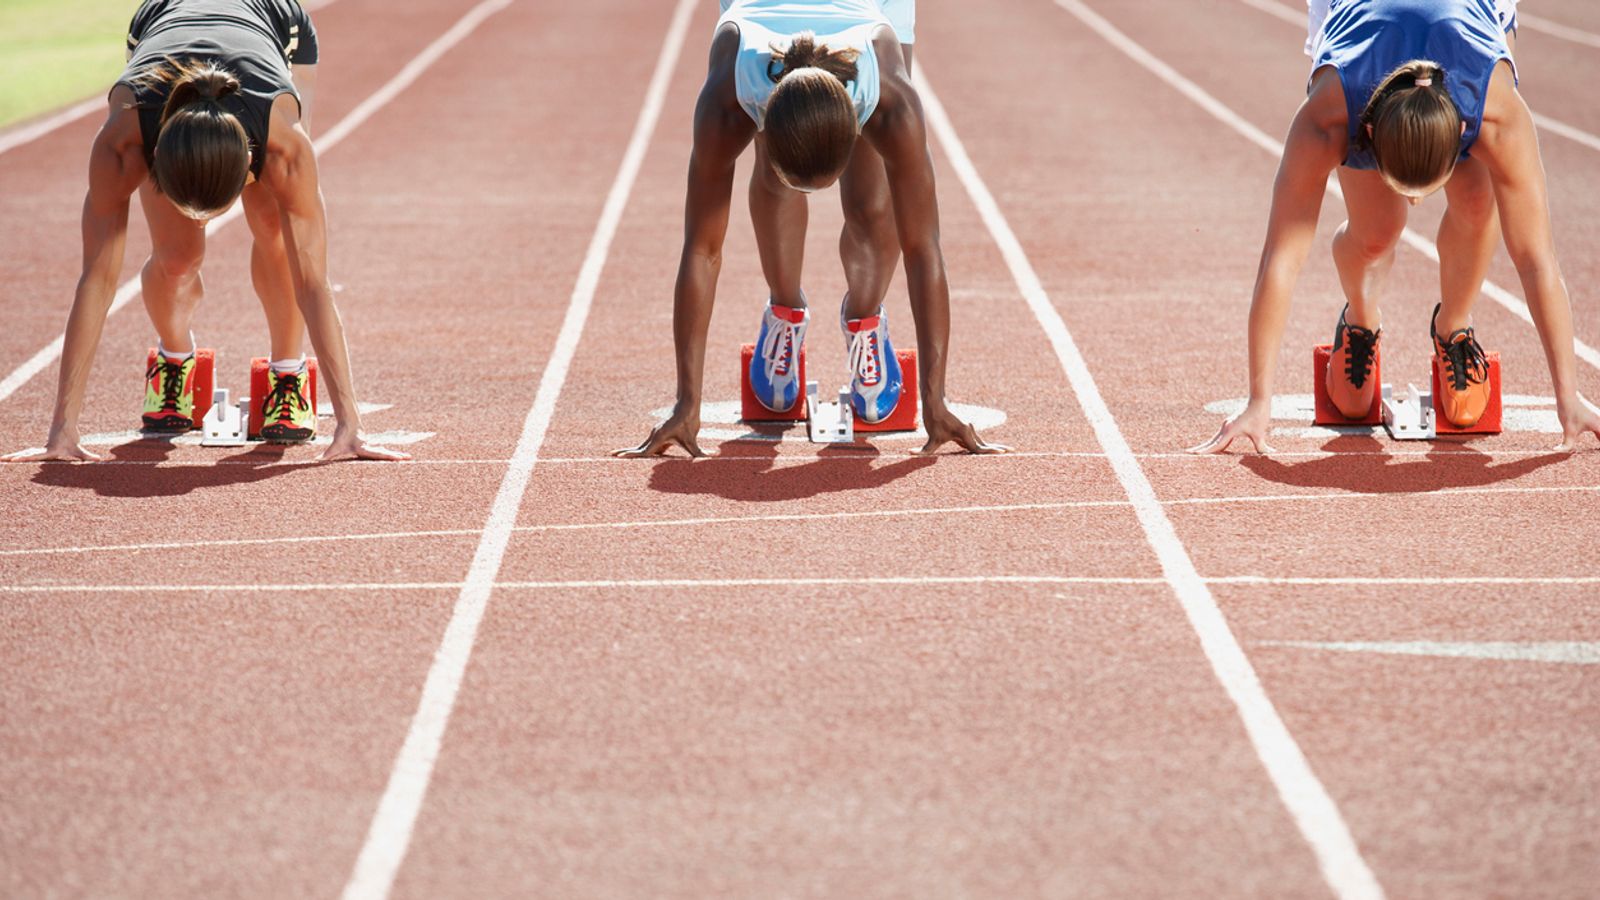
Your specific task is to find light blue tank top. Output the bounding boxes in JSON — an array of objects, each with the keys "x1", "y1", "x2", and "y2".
[
  {"x1": 717, "y1": 0, "x2": 894, "y2": 131},
  {"x1": 1313, "y1": 0, "x2": 1514, "y2": 170}
]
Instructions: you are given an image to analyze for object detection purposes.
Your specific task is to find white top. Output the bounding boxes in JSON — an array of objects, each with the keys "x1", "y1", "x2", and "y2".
[{"x1": 717, "y1": 0, "x2": 897, "y2": 131}]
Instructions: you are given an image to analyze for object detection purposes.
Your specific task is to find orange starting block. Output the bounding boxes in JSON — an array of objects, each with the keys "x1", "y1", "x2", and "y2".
[
  {"x1": 1312, "y1": 343, "x2": 1502, "y2": 438},
  {"x1": 739, "y1": 343, "x2": 919, "y2": 437},
  {"x1": 146, "y1": 347, "x2": 215, "y2": 428},
  {"x1": 248, "y1": 356, "x2": 319, "y2": 439}
]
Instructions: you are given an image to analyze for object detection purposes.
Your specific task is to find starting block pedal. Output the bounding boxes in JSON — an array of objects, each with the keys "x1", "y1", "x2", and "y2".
[
  {"x1": 1381, "y1": 383, "x2": 1435, "y2": 440},
  {"x1": 247, "y1": 357, "x2": 319, "y2": 439},
  {"x1": 740, "y1": 343, "x2": 807, "y2": 422},
  {"x1": 200, "y1": 388, "x2": 247, "y2": 446},
  {"x1": 805, "y1": 382, "x2": 854, "y2": 443},
  {"x1": 1431, "y1": 351, "x2": 1502, "y2": 434},
  {"x1": 146, "y1": 347, "x2": 216, "y2": 428},
  {"x1": 1312, "y1": 343, "x2": 1382, "y2": 425}
]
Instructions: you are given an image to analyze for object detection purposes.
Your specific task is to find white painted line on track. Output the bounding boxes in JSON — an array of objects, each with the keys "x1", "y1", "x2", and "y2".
[
  {"x1": 0, "y1": 0, "x2": 509, "y2": 407},
  {"x1": 1237, "y1": 0, "x2": 1600, "y2": 157},
  {"x1": 339, "y1": 0, "x2": 698, "y2": 896},
  {"x1": 1104, "y1": 0, "x2": 1600, "y2": 376},
  {"x1": 918, "y1": 35, "x2": 1384, "y2": 899},
  {"x1": 10, "y1": 481, "x2": 1600, "y2": 558},
  {"x1": 1518, "y1": 13, "x2": 1600, "y2": 51},
  {"x1": 9, "y1": 574, "x2": 1600, "y2": 595},
  {"x1": 1261, "y1": 640, "x2": 1600, "y2": 664}
]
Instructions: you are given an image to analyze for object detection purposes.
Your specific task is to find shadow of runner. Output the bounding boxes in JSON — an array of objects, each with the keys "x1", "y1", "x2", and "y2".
[
  {"x1": 1242, "y1": 434, "x2": 1570, "y2": 493},
  {"x1": 648, "y1": 439, "x2": 937, "y2": 501},
  {"x1": 32, "y1": 438, "x2": 317, "y2": 498}
]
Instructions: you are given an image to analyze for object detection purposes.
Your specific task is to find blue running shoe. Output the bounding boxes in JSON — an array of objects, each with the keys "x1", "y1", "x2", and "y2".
[
  {"x1": 749, "y1": 301, "x2": 808, "y2": 412},
  {"x1": 842, "y1": 308, "x2": 902, "y2": 423}
]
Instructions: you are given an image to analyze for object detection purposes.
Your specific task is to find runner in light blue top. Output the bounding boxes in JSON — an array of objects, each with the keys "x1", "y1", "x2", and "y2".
[
  {"x1": 618, "y1": 0, "x2": 1007, "y2": 458},
  {"x1": 1192, "y1": 0, "x2": 1600, "y2": 454}
]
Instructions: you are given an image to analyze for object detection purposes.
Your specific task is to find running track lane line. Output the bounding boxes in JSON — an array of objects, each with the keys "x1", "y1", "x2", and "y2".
[
  {"x1": 1518, "y1": 13, "x2": 1600, "y2": 51},
  {"x1": 338, "y1": 0, "x2": 697, "y2": 895},
  {"x1": 1054, "y1": 0, "x2": 1600, "y2": 375},
  {"x1": 0, "y1": 0, "x2": 511, "y2": 407},
  {"x1": 1238, "y1": 0, "x2": 1600, "y2": 155},
  {"x1": 915, "y1": 60, "x2": 1386, "y2": 900},
  {"x1": 9, "y1": 481, "x2": 1600, "y2": 558},
  {"x1": 0, "y1": 0, "x2": 347, "y2": 157}
]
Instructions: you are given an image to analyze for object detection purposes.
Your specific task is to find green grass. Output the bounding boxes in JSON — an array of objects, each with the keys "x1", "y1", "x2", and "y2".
[{"x1": 0, "y1": 0, "x2": 143, "y2": 128}]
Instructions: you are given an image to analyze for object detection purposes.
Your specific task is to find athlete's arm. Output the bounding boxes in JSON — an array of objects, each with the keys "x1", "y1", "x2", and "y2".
[
  {"x1": 260, "y1": 95, "x2": 406, "y2": 461},
  {"x1": 615, "y1": 25, "x2": 754, "y2": 458},
  {"x1": 290, "y1": 64, "x2": 317, "y2": 134},
  {"x1": 863, "y1": 33, "x2": 1005, "y2": 455},
  {"x1": 5, "y1": 92, "x2": 145, "y2": 462},
  {"x1": 1475, "y1": 66, "x2": 1600, "y2": 449},
  {"x1": 1190, "y1": 72, "x2": 1346, "y2": 454}
]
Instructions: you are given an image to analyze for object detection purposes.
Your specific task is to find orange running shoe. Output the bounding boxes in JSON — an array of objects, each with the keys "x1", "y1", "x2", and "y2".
[
  {"x1": 1431, "y1": 303, "x2": 1491, "y2": 427},
  {"x1": 1325, "y1": 305, "x2": 1381, "y2": 419}
]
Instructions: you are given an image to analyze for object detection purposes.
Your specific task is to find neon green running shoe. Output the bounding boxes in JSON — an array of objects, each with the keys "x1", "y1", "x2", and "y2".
[
  {"x1": 142, "y1": 354, "x2": 196, "y2": 432},
  {"x1": 260, "y1": 366, "x2": 316, "y2": 443}
]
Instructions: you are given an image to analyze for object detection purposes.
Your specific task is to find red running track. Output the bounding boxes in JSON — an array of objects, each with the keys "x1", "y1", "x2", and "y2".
[{"x1": 1, "y1": 0, "x2": 1597, "y2": 896}]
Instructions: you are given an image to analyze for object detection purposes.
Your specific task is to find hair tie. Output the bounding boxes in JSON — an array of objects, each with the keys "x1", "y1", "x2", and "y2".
[{"x1": 1414, "y1": 76, "x2": 1433, "y2": 87}]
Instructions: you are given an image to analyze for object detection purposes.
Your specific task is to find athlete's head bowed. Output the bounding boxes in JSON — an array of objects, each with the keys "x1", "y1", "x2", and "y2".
[
  {"x1": 1361, "y1": 59, "x2": 1462, "y2": 197},
  {"x1": 143, "y1": 59, "x2": 251, "y2": 219},
  {"x1": 764, "y1": 32, "x2": 861, "y2": 191}
]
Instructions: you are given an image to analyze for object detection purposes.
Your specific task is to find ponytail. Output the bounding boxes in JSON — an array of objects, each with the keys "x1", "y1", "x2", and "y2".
[
  {"x1": 142, "y1": 59, "x2": 250, "y2": 218},
  {"x1": 768, "y1": 32, "x2": 860, "y2": 85},
  {"x1": 1360, "y1": 60, "x2": 1462, "y2": 192}
]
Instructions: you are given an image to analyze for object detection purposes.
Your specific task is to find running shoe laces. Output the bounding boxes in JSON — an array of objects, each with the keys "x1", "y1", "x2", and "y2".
[
  {"x1": 1440, "y1": 330, "x2": 1488, "y2": 391},
  {"x1": 761, "y1": 318, "x2": 798, "y2": 380},
  {"x1": 148, "y1": 358, "x2": 188, "y2": 412},
  {"x1": 848, "y1": 329, "x2": 881, "y2": 387},
  {"x1": 262, "y1": 372, "x2": 309, "y2": 421},
  {"x1": 1342, "y1": 326, "x2": 1379, "y2": 388}
]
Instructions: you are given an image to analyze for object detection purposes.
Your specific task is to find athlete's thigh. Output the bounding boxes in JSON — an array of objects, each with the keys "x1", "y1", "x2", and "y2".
[
  {"x1": 1335, "y1": 166, "x2": 1408, "y2": 244},
  {"x1": 138, "y1": 180, "x2": 207, "y2": 269}
]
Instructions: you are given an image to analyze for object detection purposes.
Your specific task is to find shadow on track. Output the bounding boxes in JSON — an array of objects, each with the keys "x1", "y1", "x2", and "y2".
[
  {"x1": 1241, "y1": 434, "x2": 1570, "y2": 492},
  {"x1": 647, "y1": 438, "x2": 936, "y2": 501},
  {"x1": 30, "y1": 438, "x2": 321, "y2": 498}
]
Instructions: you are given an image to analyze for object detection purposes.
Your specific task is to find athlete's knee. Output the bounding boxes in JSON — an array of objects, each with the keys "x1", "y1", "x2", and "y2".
[
  {"x1": 1335, "y1": 221, "x2": 1401, "y2": 263},
  {"x1": 147, "y1": 244, "x2": 204, "y2": 283},
  {"x1": 841, "y1": 182, "x2": 893, "y2": 232},
  {"x1": 1446, "y1": 179, "x2": 1497, "y2": 229}
]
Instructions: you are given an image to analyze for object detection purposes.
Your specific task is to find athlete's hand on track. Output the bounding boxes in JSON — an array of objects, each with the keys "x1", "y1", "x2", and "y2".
[
  {"x1": 2, "y1": 438, "x2": 102, "y2": 462},
  {"x1": 1188, "y1": 398, "x2": 1276, "y2": 454},
  {"x1": 915, "y1": 403, "x2": 1010, "y2": 455},
  {"x1": 1555, "y1": 393, "x2": 1600, "y2": 452},
  {"x1": 613, "y1": 404, "x2": 705, "y2": 458},
  {"x1": 320, "y1": 428, "x2": 410, "y2": 461}
]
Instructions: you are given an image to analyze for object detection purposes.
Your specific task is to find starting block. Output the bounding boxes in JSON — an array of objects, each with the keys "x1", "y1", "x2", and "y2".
[
  {"x1": 200, "y1": 388, "x2": 248, "y2": 446},
  {"x1": 1431, "y1": 351, "x2": 1502, "y2": 434},
  {"x1": 247, "y1": 357, "x2": 319, "y2": 439},
  {"x1": 146, "y1": 347, "x2": 216, "y2": 428},
  {"x1": 1381, "y1": 383, "x2": 1435, "y2": 440},
  {"x1": 805, "y1": 382, "x2": 854, "y2": 443}
]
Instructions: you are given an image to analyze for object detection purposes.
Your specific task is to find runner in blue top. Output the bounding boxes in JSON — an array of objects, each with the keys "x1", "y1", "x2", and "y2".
[
  {"x1": 616, "y1": 0, "x2": 1006, "y2": 457},
  {"x1": 1192, "y1": 0, "x2": 1600, "y2": 453}
]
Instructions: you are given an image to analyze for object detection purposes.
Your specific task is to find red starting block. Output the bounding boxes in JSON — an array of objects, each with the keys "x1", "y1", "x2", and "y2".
[
  {"x1": 248, "y1": 356, "x2": 319, "y2": 439},
  {"x1": 146, "y1": 347, "x2": 215, "y2": 428},
  {"x1": 1312, "y1": 343, "x2": 1382, "y2": 425},
  {"x1": 739, "y1": 344, "x2": 919, "y2": 434},
  {"x1": 1431, "y1": 351, "x2": 1502, "y2": 434}
]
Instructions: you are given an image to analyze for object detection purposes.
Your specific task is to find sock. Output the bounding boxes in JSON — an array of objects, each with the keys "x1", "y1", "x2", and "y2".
[
  {"x1": 270, "y1": 356, "x2": 306, "y2": 375},
  {"x1": 159, "y1": 336, "x2": 195, "y2": 363}
]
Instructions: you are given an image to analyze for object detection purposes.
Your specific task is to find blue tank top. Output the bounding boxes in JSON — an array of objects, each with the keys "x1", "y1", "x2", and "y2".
[
  {"x1": 717, "y1": 0, "x2": 895, "y2": 131},
  {"x1": 1312, "y1": 0, "x2": 1514, "y2": 170}
]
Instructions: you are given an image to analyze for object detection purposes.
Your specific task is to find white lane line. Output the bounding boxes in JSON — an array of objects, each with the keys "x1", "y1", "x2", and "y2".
[
  {"x1": 918, "y1": 42, "x2": 1384, "y2": 900},
  {"x1": 8, "y1": 574, "x2": 1600, "y2": 595},
  {"x1": 0, "y1": 0, "x2": 513, "y2": 407},
  {"x1": 10, "y1": 480, "x2": 1600, "y2": 558},
  {"x1": 1519, "y1": 13, "x2": 1600, "y2": 51},
  {"x1": 1189, "y1": 0, "x2": 1600, "y2": 374},
  {"x1": 1260, "y1": 640, "x2": 1600, "y2": 664},
  {"x1": 339, "y1": 0, "x2": 698, "y2": 895},
  {"x1": 1238, "y1": 0, "x2": 1600, "y2": 157}
]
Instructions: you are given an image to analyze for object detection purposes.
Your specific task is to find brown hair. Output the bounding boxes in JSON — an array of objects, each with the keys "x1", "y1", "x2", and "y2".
[
  {"x1": 143, "y1": 60, "x2": 250, "y2": 217},
  {"x1": 763, "y1": 33, "x2": 860, "y2": 189},
  {"x1": 1360, "y1": 60, "x2": 1461, "y2": 193}
]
